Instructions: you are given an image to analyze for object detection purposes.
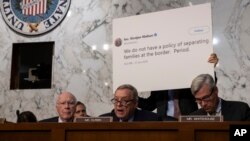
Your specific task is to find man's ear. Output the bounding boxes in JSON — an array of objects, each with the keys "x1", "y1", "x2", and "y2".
[{"x1": 214, "y1": 86, "x2": 219, "y2": 95}]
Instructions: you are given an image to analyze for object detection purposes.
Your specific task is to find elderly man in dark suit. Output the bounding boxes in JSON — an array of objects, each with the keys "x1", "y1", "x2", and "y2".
[
  {"x1": 40, "y1": 91, "x2": 77, "y2": 122},
  {"x1": 100, "y1": 84, "x2": 175, "y2": 121},
  {"x1": 190, "y1": 74, "x2": 250, "y2": 121}
]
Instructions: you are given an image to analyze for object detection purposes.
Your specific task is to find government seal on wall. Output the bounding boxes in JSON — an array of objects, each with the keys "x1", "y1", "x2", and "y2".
[{"x1": 0, "y1": 0, "x2": 71, "y2": 36}]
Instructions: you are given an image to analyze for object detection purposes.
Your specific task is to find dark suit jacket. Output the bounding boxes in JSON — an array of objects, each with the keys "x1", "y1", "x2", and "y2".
[
  {"x1": 40, "y1": 116, "x2": 59, "y2": 122},
  {"x1": 100, "y1": 109, "x2": 173, "y2": 121},
  {"x1": 190, "y1": 99, "x2": 250, "y2": 121},
  {"x1": 40, "y1": 116, "x2": 75, "y2": 122},
  {"x1": 138, "y1": 88, "x2": 198, "y2": 120}
]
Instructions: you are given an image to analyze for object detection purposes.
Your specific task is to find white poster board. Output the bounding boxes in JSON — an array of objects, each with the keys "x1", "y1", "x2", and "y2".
[{"x1": 113, "y1": 3, "x2": 214, "y2": 92}]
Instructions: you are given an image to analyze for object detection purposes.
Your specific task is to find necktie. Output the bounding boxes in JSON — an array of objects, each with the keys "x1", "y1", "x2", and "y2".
[
  {"x1": 168, "y1": 90, "x2": 181, "y2": 119},
  {"x1": 173, "y1": 96, "x2": 180, "y2": 119}
]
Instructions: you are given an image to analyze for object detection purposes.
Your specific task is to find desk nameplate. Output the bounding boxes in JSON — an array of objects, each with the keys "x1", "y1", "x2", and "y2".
[
  {"x1": 179, "y1": 115, "x2": 223, "y2": 122},
  {"x1": 74, "y1": 117, "x2": 113, "y2": 122}
]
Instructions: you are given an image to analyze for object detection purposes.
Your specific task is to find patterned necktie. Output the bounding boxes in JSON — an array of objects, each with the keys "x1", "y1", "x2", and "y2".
[{"x1": 173, "y1": 96, "x2": 180, "y2": 119}]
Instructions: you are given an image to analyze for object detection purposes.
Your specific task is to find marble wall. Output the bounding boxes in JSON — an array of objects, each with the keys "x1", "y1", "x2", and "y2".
[{"x1": 0, "y1": 0, "x2": 249, "y2": 122}]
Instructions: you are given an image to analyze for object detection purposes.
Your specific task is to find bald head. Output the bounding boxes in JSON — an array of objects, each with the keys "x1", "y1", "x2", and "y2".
[{"x1": 56, "y1": 91, "x2": 77, "y2": 122}]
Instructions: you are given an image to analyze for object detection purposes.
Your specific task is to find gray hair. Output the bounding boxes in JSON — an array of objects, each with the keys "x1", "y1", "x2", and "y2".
[
  {"x1": 191, "y1": 74, "x2": 215, "y2": 96},
  {"x1": 115, "y1": 84, "x2": 139, "y2": 101},
  {"x1": 56, "y1": 91, "x2": 77, "y2": 105}
]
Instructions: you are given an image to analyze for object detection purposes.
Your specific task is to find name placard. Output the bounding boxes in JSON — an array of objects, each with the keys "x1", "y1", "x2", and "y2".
[
  {"x1": 74, "y1": 117, "x2": 113, "y2": 123},
  {"x1": 179, "y1": 115, "x2": 223, "y2": 122}
]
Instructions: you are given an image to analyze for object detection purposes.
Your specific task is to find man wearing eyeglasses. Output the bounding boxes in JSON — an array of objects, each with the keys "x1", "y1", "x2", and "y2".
[
  {"x1": 100, "y1": 84, "x2": 169, "y2": 122},
  {"x1": 190, "y1": 74, "x2": 250, "y2": 121},
  {"x1": 138, "y1": 53, "x2": 218, "y2": 120},
  {"x1": 40, "y1": 91, "x2": 77, "y2": 122}
]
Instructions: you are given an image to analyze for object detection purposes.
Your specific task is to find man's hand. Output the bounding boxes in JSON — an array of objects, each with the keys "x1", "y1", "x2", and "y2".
[{"x1": 208, "y1": 53, "x2": 219, "y2": 67}]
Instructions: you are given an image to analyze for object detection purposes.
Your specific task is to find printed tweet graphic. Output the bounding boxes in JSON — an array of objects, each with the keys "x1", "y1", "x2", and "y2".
[{"x1": 113, "y1": 3, "x2": 214, "y2": 92}]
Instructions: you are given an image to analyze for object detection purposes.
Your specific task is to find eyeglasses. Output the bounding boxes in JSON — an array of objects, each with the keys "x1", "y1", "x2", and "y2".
[
  {"x1": 195, "y1": 88, "x2": 214, "y2": 103},
  {"x1": 111, "y1": 98, "x2": 135, "y2": 106}
]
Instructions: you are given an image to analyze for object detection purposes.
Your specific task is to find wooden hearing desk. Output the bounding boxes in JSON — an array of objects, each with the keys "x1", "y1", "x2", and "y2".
[{"x1": 0, "y1": 122, "x2": 249, "y2": 141}]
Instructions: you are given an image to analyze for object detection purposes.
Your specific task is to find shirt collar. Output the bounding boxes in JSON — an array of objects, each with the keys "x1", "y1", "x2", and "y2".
[
  {"x1": 58, "y1": 117, "x2": 64, "y2": 123},
  {"x1": 207, "y1": 98, "x2": 222, "y2": 116},
  {"x1": 58, "y1": 117, "x2": 73, "y2": 123},
  {"x1": 119, "y1": 115, "x2": 134, "y2": 122},
  {"x1": 215, "y1": 98, "x2": 222, "y2": 115}
]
